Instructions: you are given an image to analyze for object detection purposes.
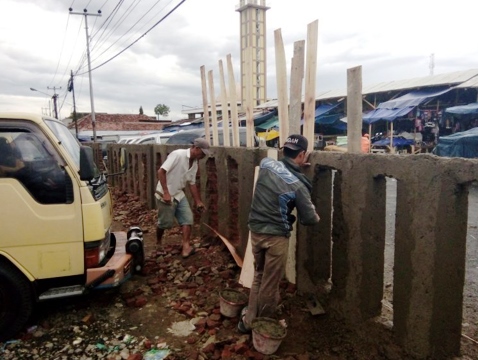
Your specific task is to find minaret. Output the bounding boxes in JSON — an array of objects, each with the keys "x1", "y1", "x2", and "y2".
[{"x1": 236, "y1": 0, "x2": 270, "y2": 108}]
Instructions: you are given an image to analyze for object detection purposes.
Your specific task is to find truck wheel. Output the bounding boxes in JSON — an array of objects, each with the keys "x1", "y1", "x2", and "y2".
[{"x1": 0, "y1": 263, "x2": 33, "y2": 342}]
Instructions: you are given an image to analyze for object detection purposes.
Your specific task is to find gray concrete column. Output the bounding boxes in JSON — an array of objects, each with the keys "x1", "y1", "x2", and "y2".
[{"x1": 393, "y1": 164, "x2": 467, "y2": 358}]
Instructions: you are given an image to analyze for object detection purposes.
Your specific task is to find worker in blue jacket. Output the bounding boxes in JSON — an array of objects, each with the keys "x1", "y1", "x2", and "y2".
[{"x1": 238, "y1": 134, "x2": 320, "y2": 333}]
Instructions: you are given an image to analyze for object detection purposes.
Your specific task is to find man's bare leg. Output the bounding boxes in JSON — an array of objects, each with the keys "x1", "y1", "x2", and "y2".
[
  {"x1": 156, "y1": 226, "x2": 165, "y2": 244},
  {"x1": 181, "y1": 224, "x2": 193, "y2": 256},
  {"x1": 156, "y1": 227, "x2": 165, "y2": 254}
]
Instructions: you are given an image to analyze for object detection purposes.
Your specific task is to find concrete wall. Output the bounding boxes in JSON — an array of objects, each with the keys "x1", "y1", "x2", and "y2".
[{"x1": 105, "y1": 144, "x2": 478, "y2": 359}]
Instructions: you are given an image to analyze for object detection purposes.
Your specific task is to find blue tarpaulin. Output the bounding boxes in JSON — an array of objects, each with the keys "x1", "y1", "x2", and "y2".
[
  {"x1": 378, "y1": 88, "x2": 452, "y2": 109},
  {"x1": 372, "y1": 137, "x2": 415, "y2": 147},
  {"x1": 363, "y1": 106, "x2": 415, "y2": 124},
  {"x1": 258, "y1": 104, "x2": 343, "y2": 131},
  {"x1": 299, "y1": 103, "x2": 343, "y2": 125},
  {"x1": 314, "y1": 103, "x2": 341, "y2": 120},
  {"x1": 445, "y1": 103, "x2": 478, "y2": 115},
  {"x1": 434, "y1": 127, "x2": 478, "y2": 158},
  {"x1": 363, "y1": 87, "x2": 453, "y2": 124},
  {"x1": 255, "y1": 116, "x2": 279, "y2": 131}
]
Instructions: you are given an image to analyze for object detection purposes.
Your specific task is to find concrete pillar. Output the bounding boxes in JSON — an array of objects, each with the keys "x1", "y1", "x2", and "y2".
[
  {"x1": 328, "y1": 157, "x2": 387, "y2": 321},
  {"x1": 296, "y1": 166, "x2": 333, "y2": 294},
  {"x1": 393, "y1": 163, "x2": 467, "y2": 358},
  {"x1": 347, "y1": 66, "x2": 363, "y2": 154}
]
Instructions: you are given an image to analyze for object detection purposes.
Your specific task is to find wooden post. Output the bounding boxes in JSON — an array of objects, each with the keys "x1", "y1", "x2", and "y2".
[
  {"x1": 347, "y1": 65, "x2": 363, "y2": 154},
  {"x1": 289, "y1": 40, "x2": 305, "y2": 136},
  {"x1": 200, "y1": 66, "x2": 210, "y2": 140},
  {"x1": 275, "y1": 29, "x2": 289, "y2": 146},
  {"x1": 245, "y1": 46, "x2": 255, "y2": 147},
  {"x1": 368, "y1": 123, "x2": 372, "y2": 153},
  {"x1": 208, "y1": 70, "x2": 219, "y2": 146},
  {"x1": 303, "y1": 20, "x2": 318, "y2": 151},
  {"x1": 390, "y1": 121, "x2": 394, "y2": 153},
  {"x1": 218, "y1": 60, "x2": 230, "y2": 146},
  {"x1": 227, "y1": 54, "x2": 240, "y2": 147}
]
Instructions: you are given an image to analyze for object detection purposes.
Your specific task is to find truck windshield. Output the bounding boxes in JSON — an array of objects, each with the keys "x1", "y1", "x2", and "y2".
[{"x1": 44, "y1": 119, "x2": 81, "y2": 168}]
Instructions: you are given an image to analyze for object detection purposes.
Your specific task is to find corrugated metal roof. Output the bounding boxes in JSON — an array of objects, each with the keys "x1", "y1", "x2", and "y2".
[
  {"x1": 187, "y1": 69, "x2": 478, "y2": 112},
  {"x1": 455, "y1": 74, "x2": 478, "y2": 88},
  {"x1": 257, "y1": 69, "x2": 478, "y2": 108},
  {"x1": 362, "y1": 69, "x2": 478, "y2": 94}
]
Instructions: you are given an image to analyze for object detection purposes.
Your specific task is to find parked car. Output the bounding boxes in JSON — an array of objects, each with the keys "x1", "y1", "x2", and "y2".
[
  {"x1": 130, "y1": 132, "x2": 175, "y2": 145},
  {"x1": 166, "y1": 127, "x2": 258, "y2": 147}
]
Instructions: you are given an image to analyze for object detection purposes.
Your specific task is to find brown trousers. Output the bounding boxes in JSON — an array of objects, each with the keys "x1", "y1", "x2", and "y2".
[{"x1": 244, "y1": 232, "x2": 289, "y2": 327}]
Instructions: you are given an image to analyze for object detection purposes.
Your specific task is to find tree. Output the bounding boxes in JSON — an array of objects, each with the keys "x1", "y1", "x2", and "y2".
[
  {"x1": 139, "y1": 106, "x2": 144, "y2": 115},
  {"x1": 154, "y1": 104, "x2": 170, "y2": 119}
]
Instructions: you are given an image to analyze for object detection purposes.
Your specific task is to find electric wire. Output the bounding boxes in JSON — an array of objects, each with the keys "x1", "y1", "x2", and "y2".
[
  {"x1": 111, "y1": 0, "x2": 173, "y2": 55},
  {"x1": 90, "y1": 0, "x2": 167, "y2": 66},
  {"x1": 65, "y1": 0, "x2": 185, "y2": 114},
  {"x1": 89, "y1": 0, "x2": 126, "y2": 57},
  {"x1": 78, "y1": 0, "x2": 186, "y2": 75},
  {"x1": 90, "y1": 0, "x2": 141, "y2": 58}
]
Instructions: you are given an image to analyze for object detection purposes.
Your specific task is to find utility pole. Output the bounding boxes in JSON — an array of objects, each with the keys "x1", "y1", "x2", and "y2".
[
  {"x1": 68, "y1": 70, "x2": 78, "y2": 138},
  {"x1": 70, "y1": 8, "x2": 102, "y2": 142},
  {"x1": 47, "y1": 86, "x2": 61, "y2": 119}
]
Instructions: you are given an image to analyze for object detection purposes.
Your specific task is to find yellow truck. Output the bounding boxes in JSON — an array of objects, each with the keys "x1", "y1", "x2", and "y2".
[{"x1": 0, "y1": 113, "x2": 144, "y2": 341}]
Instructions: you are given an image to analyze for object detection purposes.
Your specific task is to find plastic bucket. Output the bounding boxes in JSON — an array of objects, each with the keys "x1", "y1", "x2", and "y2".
[
  {"x1": 219, "y1": 289, "x2": 248, "y2": 318},
  {"x1": 251, "y1": 317, "x2": 287, "y2": 355}
]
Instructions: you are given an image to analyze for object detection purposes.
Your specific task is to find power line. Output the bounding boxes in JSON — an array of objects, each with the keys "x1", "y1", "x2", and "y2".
[
  {"x1": 90, "y1": 0, "x2": 164, "y2": 65},
  {"x1": 78, "y1": 0, "x2": 186, "y2": 75}
]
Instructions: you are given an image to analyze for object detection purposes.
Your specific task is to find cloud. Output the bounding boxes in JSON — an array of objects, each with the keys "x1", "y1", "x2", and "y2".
[{"x1": 2, "y1": 0, "x2": 478, "y2": 122}]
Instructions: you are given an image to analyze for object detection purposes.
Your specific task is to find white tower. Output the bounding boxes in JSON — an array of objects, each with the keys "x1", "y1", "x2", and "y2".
[{"x1": 236, "y1": 0, "x2": 270, "y2": 108}]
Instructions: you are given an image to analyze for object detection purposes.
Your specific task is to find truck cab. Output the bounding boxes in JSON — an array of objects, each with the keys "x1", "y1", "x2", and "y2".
[{"x1": 0, "y1": 113, "x2": 144, "y2": 341}]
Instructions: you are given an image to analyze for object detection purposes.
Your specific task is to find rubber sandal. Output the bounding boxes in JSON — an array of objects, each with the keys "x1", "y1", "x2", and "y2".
[{"x1": 181, "y1": 247, "x2": 196, "y2": 259}]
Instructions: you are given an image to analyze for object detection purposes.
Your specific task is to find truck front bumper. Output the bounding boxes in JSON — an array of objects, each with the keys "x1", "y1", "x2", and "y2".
[{"x1": 86, "y1": 230, "x2": 144, "y2": 289}]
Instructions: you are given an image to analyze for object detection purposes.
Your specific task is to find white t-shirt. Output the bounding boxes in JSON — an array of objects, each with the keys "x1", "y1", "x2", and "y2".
[{"x1": 155, "y1": 148, "x2": 197, "y2": 202}]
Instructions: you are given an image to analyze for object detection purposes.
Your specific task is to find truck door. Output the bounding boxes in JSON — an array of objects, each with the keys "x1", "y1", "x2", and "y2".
[{"x1": 0, "y1": 123, "x2": 84, "y2": 280}]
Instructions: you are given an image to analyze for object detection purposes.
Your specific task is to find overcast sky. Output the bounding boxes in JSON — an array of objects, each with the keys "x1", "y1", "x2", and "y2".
[{"x1": 2, "y1": 0, "x2": 478, "y2": 121}]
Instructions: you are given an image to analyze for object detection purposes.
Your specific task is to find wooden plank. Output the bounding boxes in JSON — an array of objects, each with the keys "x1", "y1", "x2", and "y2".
[
  {"x1": 227, "y1": 54, "x2": 240, "y2": 147},
  {"x1": 218, "y1": 59, "x2": 230, "y2": 146},
  {"x1": 274, "y1": 28, "x2": 289, "y2": 146},
  {"x1": 200, "y1": 66, "x2": 210, "y2": 141},
  {"x1": 207, "y1": 70, "x2": 219, "y2": 146},
  {"x1": 347, "y1": 65, "x2": 363, "y2": 154},
  {"x1": 245, "y1": 46, "x2": 254, "y2": 148},
  {"x1": 303, "y1": 20, "x2": 318, "y2": 150},
  {"x1": 289, "y1": 40, "x2": 305, "y2": 135}
]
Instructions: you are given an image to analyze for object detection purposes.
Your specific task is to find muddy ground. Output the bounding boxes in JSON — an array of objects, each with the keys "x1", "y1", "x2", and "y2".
[{"x1": 1, "y1": 186, "x2": 478, "y2": 359}]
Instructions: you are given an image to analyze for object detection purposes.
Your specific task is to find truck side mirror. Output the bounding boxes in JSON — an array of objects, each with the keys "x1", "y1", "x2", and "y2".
[{"x1": 79, "y1": 146, "x2": 96, "y2": 181}]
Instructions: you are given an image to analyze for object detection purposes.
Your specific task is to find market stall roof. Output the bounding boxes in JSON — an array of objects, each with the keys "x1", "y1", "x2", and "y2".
[
  {"x1": 377, "y1": 87, "x2": 452, "y2": 109},
  {"x1": 362, "y1": 87, "x2": 454, "y2": 124},
  {"x1": 255, "y1": 116, "x2": 278, "y2": 131},
  {"x1": 363, "y1": 106, "x2": 415, "y2": 124},
  {"x1": 255, "y1": 69, "x2": 478, "y2": 109},
  {"x1": 455, "y1": 76, "x2": 478, "y2": 89},
  {"x1": 444, "y1": 103, "x2": 478, "y2": 115},
  {"x1": 256, "y1": 103, "x2": 343, "y2": 131}
]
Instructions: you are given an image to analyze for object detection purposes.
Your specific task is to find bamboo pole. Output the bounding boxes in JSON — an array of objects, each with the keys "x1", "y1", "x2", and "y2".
[
  {"x1": 303, "y1": 20, "x2": 318, "y2": 151},
  {"x1": 245, "y1": 46, "x2": 255, "y2": 147},
  {"x1": 200, "y1": 66, "x2": 210, "y2": 140},
  {"x1": 227, "y1": 54, "x2": 240, "y2": 147},
  {"x1": 289, "y1": 40, "x2": 305, "y2": 135},
  {"x1": 390, "y1": 121, "x2": 394, "y2": 153},
  {"x1": 218, "y1": 60, "x2": 230, "y2": 146},
  {"x1": 274, "y1": 29, "x2": 288, "y2": 146},
  {"x1": 207, "y1": 70, "x2": 219, "y2": 146}
]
